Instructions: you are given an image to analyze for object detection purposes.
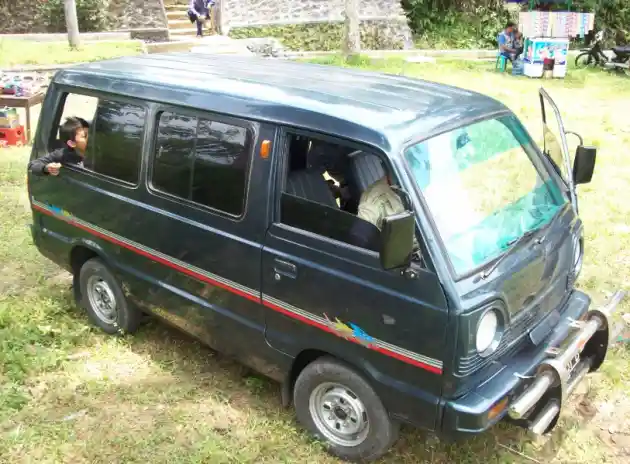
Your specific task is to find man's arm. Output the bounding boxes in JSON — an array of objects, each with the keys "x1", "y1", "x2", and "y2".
[
  {"x1": 27, "y1": 151, "x2": 63, "y2": 176},
  {"x1": 189, "y1": 0, "x2": 200, "y2": 16},
  {"x1": 357, "y1": 202, "x2": 382, "y2": 229},
  {"x1": 498, "y1": 35, "x2": 515, "y2": 54}
]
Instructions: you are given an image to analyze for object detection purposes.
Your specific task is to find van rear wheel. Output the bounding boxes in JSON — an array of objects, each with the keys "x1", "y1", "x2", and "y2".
[
  {"x1": 293, "y1": 357, "x2": 399, "y2": 462},
  {"x1": 78, "y1": 258, "x2": 142, "y2": 335}
]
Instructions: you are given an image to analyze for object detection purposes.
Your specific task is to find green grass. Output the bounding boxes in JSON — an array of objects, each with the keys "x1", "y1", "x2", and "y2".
[
  {"x1": 1, "y1": 59, "x2": 630, "y2": 463},
  {"x1": 0, "y1": 39, "x2": 143, "y2": 68}
]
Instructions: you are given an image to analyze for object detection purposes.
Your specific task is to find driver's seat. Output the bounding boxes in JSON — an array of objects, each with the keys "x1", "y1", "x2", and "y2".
[{"x1": 346, "y1": 151, "x2": 386, "y2": 214}]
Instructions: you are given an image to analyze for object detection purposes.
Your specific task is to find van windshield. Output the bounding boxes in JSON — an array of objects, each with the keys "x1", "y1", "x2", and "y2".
[{"x1": 404, "y1": 115, "x2": 567, "y2": 275}]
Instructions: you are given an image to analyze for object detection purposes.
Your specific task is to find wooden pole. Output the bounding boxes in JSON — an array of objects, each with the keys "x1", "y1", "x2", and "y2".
[{"x1": 64, "y1": 0, "x2": 81, "y2": 48}]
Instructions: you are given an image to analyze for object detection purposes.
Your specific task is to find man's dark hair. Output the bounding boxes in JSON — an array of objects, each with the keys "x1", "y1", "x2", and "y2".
[
  {"x1": 506, "y1": 21, "x2": 516, "y2": 29},
  {"x1": 59, "y1": 116, "x2": 89, "y2": 145}
]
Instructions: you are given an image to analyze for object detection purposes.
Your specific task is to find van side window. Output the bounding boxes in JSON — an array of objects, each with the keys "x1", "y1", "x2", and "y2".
[
  {"x1": 153, "y1": 112, "x2": 196, "y2": 199},
  {"x1": 151, "y1": 111, "x2": 250, "y2": 216},
  {"x1": 279, "y1": 133, "x2": 384, "y2": 252},
  {"x1": 52, "y1": 92, "x2": 144, "y2": 185},
  {"x1": 51, "y1": 93, "x2": 99, "y2": 150},
  {"x1": 87, "y1": 100, "x2": 145, "y2": 184}
]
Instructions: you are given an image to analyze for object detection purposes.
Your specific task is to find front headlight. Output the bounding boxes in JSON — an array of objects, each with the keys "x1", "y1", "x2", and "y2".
[{"x1": 476, "y1": 309, "x2": 502, "y2": 356}]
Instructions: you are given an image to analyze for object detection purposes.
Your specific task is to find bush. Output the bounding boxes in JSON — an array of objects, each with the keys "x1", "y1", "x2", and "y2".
[
  {"x1": 38, "y1": 0, "x2": 111, "y2": 33},
  {"x1": 402, "y1": 1, "x2": 512, "y2": 49}
]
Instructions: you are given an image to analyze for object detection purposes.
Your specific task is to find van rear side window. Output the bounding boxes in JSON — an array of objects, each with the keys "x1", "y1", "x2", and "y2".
[
  {"x1": 53, "y1": 92, "x2": 145, "y2": 185},
  {"x1": 88, "y1": 100, "x2": 145, "y2": 184},
  {"x1": 151, "y1": 111, "x2": 250, "y2": 216}
]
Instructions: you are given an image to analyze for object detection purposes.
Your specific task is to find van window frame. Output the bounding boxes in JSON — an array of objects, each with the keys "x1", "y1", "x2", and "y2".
[
  {"x1": 271, "y1": 126, "x2": 402, "y2": 261},
  {"x1": 146, "y1": 104, "x2": 257, "y2": 222},
  {"x1": 48, "y1": 85, "x2": 149, "y2": 190}
]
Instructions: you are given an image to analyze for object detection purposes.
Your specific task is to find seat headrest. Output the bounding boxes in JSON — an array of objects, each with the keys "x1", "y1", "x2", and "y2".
[{"x1": 349, "y1": 152, "x2": 386, "y2": 193}]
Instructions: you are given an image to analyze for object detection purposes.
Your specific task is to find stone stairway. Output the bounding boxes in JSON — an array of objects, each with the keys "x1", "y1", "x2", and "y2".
[{"x1": 164, "y1": 0, "x2": 216, "y2": 40}]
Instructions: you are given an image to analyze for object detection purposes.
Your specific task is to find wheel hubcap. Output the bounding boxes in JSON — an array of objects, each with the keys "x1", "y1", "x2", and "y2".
[
  {"x1": 309, "y1": 382, "x2": 369, "y2": 447},
  {"x1": 86, "y1": 276, "x2": 117, "y2": 324}
]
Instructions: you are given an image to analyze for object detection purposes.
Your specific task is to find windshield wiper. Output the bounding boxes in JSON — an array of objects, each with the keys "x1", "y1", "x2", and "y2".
[{"x1": 481, "y1": 228, "x2": 545, "y2": 280}]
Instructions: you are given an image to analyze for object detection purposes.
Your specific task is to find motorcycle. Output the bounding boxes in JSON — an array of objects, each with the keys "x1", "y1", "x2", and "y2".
[{"x1": 575, "y1": 30, "x2": 630, "y2": 75}]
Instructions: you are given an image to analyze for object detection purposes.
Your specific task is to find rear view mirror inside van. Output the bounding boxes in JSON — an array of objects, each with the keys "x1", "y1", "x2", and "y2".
[{"x1": 380, "y1": 211, "x2": 415, "y2": 270}]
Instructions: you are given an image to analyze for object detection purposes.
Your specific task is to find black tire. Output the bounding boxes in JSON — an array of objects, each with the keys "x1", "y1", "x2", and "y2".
[
  {"x1": 294, "y1": 357, "x2": 399, "y2": 462},
  {"x1": 78, "y1": 258, "x2": 142, "y2": 335},
  {"x1": 575, "y1": 52, "x2": 593, "y2": 68}
]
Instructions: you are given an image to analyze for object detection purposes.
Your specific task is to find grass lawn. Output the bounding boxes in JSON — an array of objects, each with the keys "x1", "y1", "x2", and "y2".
[
  {"x1": 1, "y1": 58, "x2": 629, "y2": 463},
  {"x1": 0, "y1": 39, "x2": 143, "y2": 68}
]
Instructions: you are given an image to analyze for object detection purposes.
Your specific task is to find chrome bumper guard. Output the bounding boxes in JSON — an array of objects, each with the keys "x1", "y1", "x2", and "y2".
[{"x1": 508, "y1": 290, "x2": 625, "y2": 435}]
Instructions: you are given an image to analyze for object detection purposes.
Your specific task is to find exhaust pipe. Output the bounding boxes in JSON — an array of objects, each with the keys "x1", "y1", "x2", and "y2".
[{"x1": 529, "y1": 400, "x2": 561, "y2": 435}]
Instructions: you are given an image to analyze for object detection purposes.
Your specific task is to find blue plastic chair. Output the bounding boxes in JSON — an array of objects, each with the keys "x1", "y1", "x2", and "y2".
[{"x1": 496, "y1": 53, "x2": 508, "y2": 72}]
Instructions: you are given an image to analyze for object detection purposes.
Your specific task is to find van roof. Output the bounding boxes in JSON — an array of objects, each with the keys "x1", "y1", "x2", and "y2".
[{"x1": 55, "y1": 53, "x2": 509, "y2": 153}]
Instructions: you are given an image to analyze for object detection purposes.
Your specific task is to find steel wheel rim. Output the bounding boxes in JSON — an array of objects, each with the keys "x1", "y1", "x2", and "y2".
[
  {"x1": 86, "y1": 276, "x2": 117, "y2": 324},
  {"x1": 309, "y1": 382, "x2": 370, "y2": 447}
]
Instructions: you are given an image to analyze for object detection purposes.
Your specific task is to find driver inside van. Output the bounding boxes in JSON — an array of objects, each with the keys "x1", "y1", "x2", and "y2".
[
  {"x1": 358, "y1": 172, "x2": 419, "y2": 249},
  {"x1": 28, "y1": 116, "x2": 89, "y2": 176}
]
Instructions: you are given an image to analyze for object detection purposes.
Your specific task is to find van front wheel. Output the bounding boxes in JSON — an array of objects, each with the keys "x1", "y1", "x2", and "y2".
[
  {"x1": 293, "y1": 357, "x2": 399, "y2": 462},
  {"x1": 79, "y1": 258, "x2": 142, "y2": 335}
]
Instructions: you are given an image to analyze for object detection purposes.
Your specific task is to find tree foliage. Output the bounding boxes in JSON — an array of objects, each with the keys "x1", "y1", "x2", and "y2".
[
  {"x1": 402, "y1": 0, "x2": 630, "y2": 48},
  {"x1": 37, "y1": 0, "x2": 111, "y2": 33},
  {"x1": 402, "y1": 0, "x2": 512, "y2": 49}
]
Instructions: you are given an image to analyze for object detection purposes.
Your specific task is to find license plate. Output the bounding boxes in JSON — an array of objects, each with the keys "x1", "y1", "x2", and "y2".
[{"x1": 566, "y1": 353, "x2": 580, "y2": 375}]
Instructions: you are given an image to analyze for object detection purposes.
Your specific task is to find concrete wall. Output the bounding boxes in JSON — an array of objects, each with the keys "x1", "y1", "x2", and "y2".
[
  {"x1": 219, "y1": 0, "x2": 413, "y2": 50},
  {"x1": 0, "y1": 0, "x2": 167, "y2": 34},
  {"x1": 222, "y1": 0, "x2": 408, "y2": 28}
]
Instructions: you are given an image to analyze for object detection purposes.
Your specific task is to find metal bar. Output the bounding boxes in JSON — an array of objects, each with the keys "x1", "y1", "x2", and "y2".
[
  {"x1": 508, "y1": 371, "x2": 554, "y2": 419},
  {"x1": 565, "y1": 359, "x2": 592, "y2": 397},
  {"x1": 529, "y1": 400, "x2": 561, "y2": 435},
  {"x1": 602, "y1": 290, "x2": 625, "y2": 316}
]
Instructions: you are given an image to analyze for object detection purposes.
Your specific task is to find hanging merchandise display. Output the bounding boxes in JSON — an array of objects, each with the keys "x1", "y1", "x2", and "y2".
[{"x1": 518, "y1": 11, "x2": 595, "y2": 39}]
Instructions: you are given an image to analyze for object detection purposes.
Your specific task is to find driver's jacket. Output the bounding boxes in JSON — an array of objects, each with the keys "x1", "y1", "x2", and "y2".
[{"x1": 358, "y1": 177, "x2": 419, "y2": 248}]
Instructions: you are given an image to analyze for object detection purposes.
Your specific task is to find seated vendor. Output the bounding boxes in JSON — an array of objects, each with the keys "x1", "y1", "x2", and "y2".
[
  {"x1": 498, "y1": 22, "x2": 518, "y2": 62},
  {"x1": 513, "y1": 28, "x2": 524, "y2": 60}
]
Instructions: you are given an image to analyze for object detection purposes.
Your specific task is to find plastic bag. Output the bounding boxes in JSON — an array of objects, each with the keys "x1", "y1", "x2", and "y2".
[{"x1": 512, "y1": 59, "x2": 525, "y2": 76}]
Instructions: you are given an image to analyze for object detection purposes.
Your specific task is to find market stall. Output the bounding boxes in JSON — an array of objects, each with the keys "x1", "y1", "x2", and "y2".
[
  {"x1": 1, "y1": 72, "x2": 48, "y2": 144},
  {"x1": 509, "y1": 0, "x2": 595, "y2": 78}
]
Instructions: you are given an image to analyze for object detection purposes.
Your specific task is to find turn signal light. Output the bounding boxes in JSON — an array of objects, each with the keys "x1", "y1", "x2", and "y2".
[
  {"x1": 488, "y1": 397, "x2": 509, "y2": 421},
  {"x1": 260, "y1": 140, "x2": 271, "y2": 159}
]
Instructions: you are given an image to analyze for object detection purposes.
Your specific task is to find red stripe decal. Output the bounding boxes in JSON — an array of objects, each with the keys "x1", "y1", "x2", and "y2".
[
  {"x1": 262, "y1": 299, "x2": 442, "y2": 374},
  {"x1": 33, "y1": 202, "x2": 442, "y2": 374}
]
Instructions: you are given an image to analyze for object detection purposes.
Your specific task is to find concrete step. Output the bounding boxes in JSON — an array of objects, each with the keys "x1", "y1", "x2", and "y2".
[
  {"x1": 164, "y1": 3, "x2": 189, "y2": 11},
  {"x1": 146, "y1": 40, "x2": 196, "y2": 54},
  {"x1": 169, "y1": 27, "x2": 207, "y2": 38},
  {"x1": 168, "y1": 19, "x2": 195, "y2": 30},
  {"x1": 166, "y1": 9, "x2": 188, "y2": 19},
  {"x1": 146, "y1": 37, "x2": 253, "y2": 56}
]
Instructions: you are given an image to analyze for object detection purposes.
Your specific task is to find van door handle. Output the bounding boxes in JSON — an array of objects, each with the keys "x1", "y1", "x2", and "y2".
[{"x1": 274, "y1": 259, "x2": 297, "y2": 279}]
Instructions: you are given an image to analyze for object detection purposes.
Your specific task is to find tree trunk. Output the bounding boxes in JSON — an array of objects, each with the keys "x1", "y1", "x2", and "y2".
[
  {"x1": 64, "y1": 0, "x2": 80, "y2": 48},
  {"x1": 343, "y1": 0, "x2": 360, "y2": 59}
]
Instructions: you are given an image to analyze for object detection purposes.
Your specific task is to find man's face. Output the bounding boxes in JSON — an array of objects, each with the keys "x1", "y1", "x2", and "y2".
[
  {"x1": 68, "y1": 127, "x2": 88, "y2": 155},
  {"x1": 507, "y1": 26, "x2": 513, "y2": 34}
]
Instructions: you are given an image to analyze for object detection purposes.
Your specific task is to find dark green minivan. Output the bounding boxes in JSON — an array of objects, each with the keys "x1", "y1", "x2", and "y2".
[{"x1": 27, "y1": 54, "x2": 623, "y2": 462}]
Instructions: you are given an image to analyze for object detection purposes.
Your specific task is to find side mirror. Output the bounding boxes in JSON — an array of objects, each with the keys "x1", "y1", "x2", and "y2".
[
  {"x1": 380, "y1": 211, "x2": 415, "y2": 270},
  {"x1": 573, "y1": 145, "x2": 597, "y2": 185}
]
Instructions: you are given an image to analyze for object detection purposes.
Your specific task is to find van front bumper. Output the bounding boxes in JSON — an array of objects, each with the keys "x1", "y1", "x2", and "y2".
[{"x1": 441, "y1": 290, "x2": 624, "y2": 438}]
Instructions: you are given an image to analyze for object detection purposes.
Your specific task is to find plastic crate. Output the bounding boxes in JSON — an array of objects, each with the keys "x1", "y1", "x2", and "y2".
[{"x1": 0, "y1": 125, "x2": 27, "y2": 147}]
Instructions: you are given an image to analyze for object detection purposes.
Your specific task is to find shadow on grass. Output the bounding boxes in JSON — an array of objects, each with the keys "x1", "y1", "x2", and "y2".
[{"x1": 27, "y1": 278, "x2": 592, "y2": 463}]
